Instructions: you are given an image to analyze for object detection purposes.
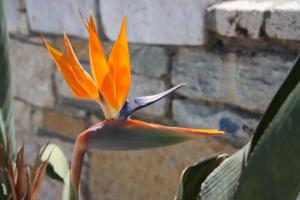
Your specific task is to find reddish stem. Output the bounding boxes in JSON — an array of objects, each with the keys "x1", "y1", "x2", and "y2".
[
  {"x1": 70, "y1": 121, "x2": 105, "y2": 194},
  {"x1": 71, "y1": 131, "x2": 88, "y2": 194}
]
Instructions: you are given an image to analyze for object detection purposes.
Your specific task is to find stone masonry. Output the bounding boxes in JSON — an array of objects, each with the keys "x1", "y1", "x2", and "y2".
[{"x1": 4, "y1": 0, "x2": 300, "y2": 199}]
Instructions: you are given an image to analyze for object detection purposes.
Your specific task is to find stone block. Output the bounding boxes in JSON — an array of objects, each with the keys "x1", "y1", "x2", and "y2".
[
  {"x1": 236, "y1": 53, "x2": 294, "y2": 112},
  {"x1": 172, "y1": 47, "x2": 295, "y2": 113},
  {"x1": 10, "y1": 39, "x2": 55, "y2": 107},
  {"x1": 130, "y1": 44, "x2": 168, "y2": 78},
  {"x1": 265, "y1": 1, "x2": 300, "y2": 41},
  {"x1": 89, "y1": 138, "x2": 236, "y2": 200},
  {"x1": 207, "y1": 0, "x2": 272, "y2": 39},
  {"x1": 171, "y1": 47, "x2": 222, "y2": 102},
  {"x1": 129, "y1": 74, "x2": 167, "y2": 117},
  {"x1": 24, "y1": 0, "x2": 96, "y2": 38},
  {"x1": 99, "y1": 0, "x2": 222, "y2": 45},
  {"x1": 172, "y1": 99, "x2": 259, "y2": 146},
  {"x1": 42, "y1": 110, "x2": 86, "y2": 140}
]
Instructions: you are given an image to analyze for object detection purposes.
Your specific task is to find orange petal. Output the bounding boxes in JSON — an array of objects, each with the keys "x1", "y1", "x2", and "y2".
[
  {"x1": 63, "y1": 33, "x2": 99, "y2": 99},
  {"x1": 42, "y1": 37, "x2": 94, "y2": 99},
  {"x1": 88, "y1": 15, "x2": 118, "y2": 109},
  {"x1": 126, "y1": 119, "x2": 225, "y2": 136},
  {"x1": 108, "y1": 16, "x2": 131, "y2": 108}
]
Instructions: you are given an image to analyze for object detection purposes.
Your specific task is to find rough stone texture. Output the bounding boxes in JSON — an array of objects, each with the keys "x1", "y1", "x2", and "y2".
[
  {"x1": 99, "y1": 0, "x2": 221, "y2": 45},
  {"x1": 130, "y1": 44, "x2": 168, "y2": 78},
  {"x1": 171, "y1": 48, "x2": 222, "y2": 102},
  {"x1": 90, "y1": 139, "x2": 237, "y2": 200},
  {"x1": 129, "y1": 74, "x2": 167, "y2": 117},
  {"x1": 42, "y1": 110, "x2": 86, "y2": 140},
  {"x1": 265, "y1": 1, "x2": 300, "y2": 41},
  {"x1": 172, "y1": 99, "x2": 259, "y2": 146},
  {"x1": 24, "y1": 0, "x2": 96, "y2": 38},
  {"x1": 236, "y1": 53, "x2": 294, "y2": 112},
  {"x1": 172, "y1": 48, "x2": 295, "y2": 113},
  {"x1": 207, "y1": 0, "x2": 272, "y2": 39},
  {"x1": 10, "y1": 39, "x2": 55, "y2": 107}
]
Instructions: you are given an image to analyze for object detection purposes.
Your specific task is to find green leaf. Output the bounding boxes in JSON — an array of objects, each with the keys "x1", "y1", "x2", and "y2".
[
  {"x1": 41, "y1": 144, "x2": 77, "y2": 200},
  {"x1": 234, "y1": 69, "x2": 300, "y2": 199},
  {"x1": 0, "y1": 0, "x2": 16, "y2": 157},
  {"x1": 41, "y1": 144, "x2": 69, "y2": 183},
  {"x1": 0, "y1": 169, "x2": 10, "y2": 199},
  {"x1": 176, "y1": 154, "x2": 228, "y2": 200},
  {"x1": 200, "y1": 142, "x2": 250, "y2": 200}
]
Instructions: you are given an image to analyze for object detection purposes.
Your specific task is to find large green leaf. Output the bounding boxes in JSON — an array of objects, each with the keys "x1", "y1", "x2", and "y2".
[
  {"x1": 234, "y1": 70, "x2": 300, "y2": 199},
  {"x1": 0, "y1": 0, "x2": 15, "y2": 156},
  {"x1": 200, "y1": 142, "x2": 250, "y2": 200}
]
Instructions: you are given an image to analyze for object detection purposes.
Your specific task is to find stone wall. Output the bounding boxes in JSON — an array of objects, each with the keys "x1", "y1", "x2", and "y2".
[{"x1": 4, "y1": 0, "x2": 299, "y2": 199}]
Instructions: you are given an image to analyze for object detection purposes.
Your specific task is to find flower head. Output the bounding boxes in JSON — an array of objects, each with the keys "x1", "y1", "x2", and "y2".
[
  {"x1": 43, "y1": 15, "x2": 130, "y2": 119},
  {"x1": 42, "y1": 14, "x2": 226, "y2": 137},
  {"x1": 42, "y1": 14, "x2": 228, "y2": 194}
]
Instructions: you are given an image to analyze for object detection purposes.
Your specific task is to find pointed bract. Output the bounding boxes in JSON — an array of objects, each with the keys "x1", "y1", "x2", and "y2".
[
  {"x1": 126, "y1": 119, "x2": 225, "y2": 136},
  {"x1": 63, "y1": 33, "x2": 99, "y2": 99},
  {"x1": 88, "y1": 15, "x2": 118, "y2": 109},
  {"x1": 43, "y1": 38, "x2": 95, "y2": 99},
  {"x1": 108, "y1": 16, "x2": 131, "y2": 109},
  {"x1": 77, "y1": 119, "x2": 225, "y2": 151}
]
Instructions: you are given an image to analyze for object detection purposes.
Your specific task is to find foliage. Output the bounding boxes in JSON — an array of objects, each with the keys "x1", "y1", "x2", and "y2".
[
  {"x1": 0, "y1": 0, "x2": 15, "y2": 158},
  {"x1": 0, "y1": 2, "x2": 59, "y2": 199},
  {"x1": 0, "y1": 144, "x2": 50, "y2": 200},
  {"x1": 176, "y1": 56, "x2": 300, "y2": 200}
]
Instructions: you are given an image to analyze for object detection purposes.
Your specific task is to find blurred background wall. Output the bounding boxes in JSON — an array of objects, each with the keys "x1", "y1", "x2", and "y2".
[{"x1": 4, "y1": 0, "x2": 299, "y2": 199}]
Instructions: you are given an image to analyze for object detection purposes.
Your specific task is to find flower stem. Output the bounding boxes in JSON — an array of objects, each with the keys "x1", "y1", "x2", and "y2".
[{"x1": 71, "y1": 131, "x2": 88, "y2": 194}]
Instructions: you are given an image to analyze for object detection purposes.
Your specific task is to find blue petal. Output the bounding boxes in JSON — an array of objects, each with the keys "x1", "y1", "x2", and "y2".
[
  {"x1": 119, "y1": 100, "x2": 131, "y2": 119},
  {"x1": 134, "y1": 83, "x2": 186, "y2": 106},
  {"x1": 122, "y1": 83, "x2": 186, "y2": 118}
]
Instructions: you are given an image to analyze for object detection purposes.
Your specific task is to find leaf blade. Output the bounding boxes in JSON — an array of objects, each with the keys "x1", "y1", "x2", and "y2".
[
  {"x1": 176, "y1": 154, "x2": 228, "y2": 200},
  {"x1": 41, "y1": 144, "x2": 69, "y2": 183}
]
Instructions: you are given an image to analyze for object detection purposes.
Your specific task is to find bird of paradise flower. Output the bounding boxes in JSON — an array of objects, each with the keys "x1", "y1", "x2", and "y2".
[{"x1": 42, "y1": 14, "x2": 226, "y2": 195}]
